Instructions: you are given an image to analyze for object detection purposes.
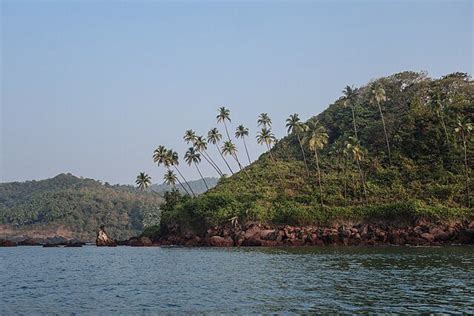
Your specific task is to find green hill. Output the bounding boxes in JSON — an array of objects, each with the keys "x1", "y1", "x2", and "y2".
[
  {"x1": 160, "y1": 72, "x2": 473, "y2": 234},
  {"x1": 0, "y1": 174, "x2": 162, "y2": 240}
]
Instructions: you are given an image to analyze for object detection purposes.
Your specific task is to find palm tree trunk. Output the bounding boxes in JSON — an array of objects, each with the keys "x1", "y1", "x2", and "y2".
[
  {"x1": 200, "y1": 150, "x2": 223, "y2": 177},
  {"x1": 223, "y1": 121, "x2": 231, "y2": 142},
  {"x1": 231, "y1": 153, "x2": 243, "y2": 171},
  {"x1": 242, "y1": 136, "x2": 251, "y2": 165},
  {"x1": 314, "y1": 149, "x2": 324, "y2": 206},
  {"x1": 203, "y1": 150, "x2": 224, "y2": 176},
  {"x1": 194, "y1": 162, "x2": 209, "y2": 190},
  {"x1": 351, "y1": 106, "x2": 359, "y2": 139},
  {"x1": 168, "y1": 167, "x2": 190, "y2": 196},
  {"x1": 173, "y1": 166, "x2": 195, "y2": 197},
  {"x1": 355, "y1": 159, "x2": 367, "y2": 202},
  {"x1": 462, "y1": 131, "x2": 470, "y2": 208},
  {"x1": 439, "y1": 112, "x2": 450, "y2": 149},
  {"x1": 297, "y1": 133, "x2": 310, "y2": 177},
  {"x1": 343, "y1": 156, "x2": 348, "y2": 204},
  {"x1": 216, "y1": 143, "x2": 234, "y2": 175},
  {"x1": 378, "y1": 102, "x2": 392, "y2": 166}
]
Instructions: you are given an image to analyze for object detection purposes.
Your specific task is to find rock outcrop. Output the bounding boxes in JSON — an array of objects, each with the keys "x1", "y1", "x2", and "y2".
[
  {"x1": 152, "y1": 219, "x2": 474, "y2": 247},
  {"x1": 96, "y1": 225, "x2": 117, "y2": 247}
]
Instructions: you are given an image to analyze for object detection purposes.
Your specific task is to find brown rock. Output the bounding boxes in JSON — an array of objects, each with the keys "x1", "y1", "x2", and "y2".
[
  {"x1": 420, "y1": 233, "x2": 434, "y2": 242},
  {"x1": 96, "y1": 225, "x2": 117, "y2": 247},
  {"x1": 209, "y1": 236, "x2": 234, "y2": 247},
  {"x1": 260, "y1": 230, "x2": 277, "y2": 240},
  {"x1": 0, "y1": 239, "x2": 17, "y2": 247}
]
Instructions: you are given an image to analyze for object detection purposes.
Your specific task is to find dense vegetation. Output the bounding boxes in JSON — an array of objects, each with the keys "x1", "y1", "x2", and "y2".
[
  {"x1": 152, "y1": 72, "x2": 473, "y2": 234},
  {"x1": 0, "y1": 174, "x2": 161, "y2": 240}
]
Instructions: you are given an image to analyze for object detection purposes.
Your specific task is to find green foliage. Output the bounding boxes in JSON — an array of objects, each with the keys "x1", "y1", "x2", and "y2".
[{"x1": 158, "y1": 72, "x2": 473, "y2": 231}]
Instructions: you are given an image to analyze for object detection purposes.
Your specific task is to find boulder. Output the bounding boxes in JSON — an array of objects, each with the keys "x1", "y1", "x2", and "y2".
[
  {"x1": 209, "y1": 236, "x2": 234, "y2": 247},
  {"x1": 18, "y1": 238, "x2": 42, "y2": 246},
  {"x1": 96, "y1": 225, "x2": 117, "y2": 247},
  {"x1": 260, "y1": 230, "x2": 277, "y2": 240}
]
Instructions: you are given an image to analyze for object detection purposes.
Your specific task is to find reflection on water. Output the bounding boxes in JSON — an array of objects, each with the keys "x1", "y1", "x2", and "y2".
[{"x1": 1, "y1": 246, "x2": 473, "y2": 314}]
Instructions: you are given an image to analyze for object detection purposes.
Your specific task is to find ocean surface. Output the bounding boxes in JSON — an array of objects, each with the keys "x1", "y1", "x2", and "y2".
[{"x1": 1, "y1": 246, "x2": 473, "y2": 314}]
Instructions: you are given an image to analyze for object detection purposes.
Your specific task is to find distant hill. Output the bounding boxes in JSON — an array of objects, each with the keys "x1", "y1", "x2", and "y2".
[
  {"x1": 0, "y1": 174, "x2": 162, "y2": 241},
  {"x1": 151, "y1": 177, "x2": 219, "y2": 195}
]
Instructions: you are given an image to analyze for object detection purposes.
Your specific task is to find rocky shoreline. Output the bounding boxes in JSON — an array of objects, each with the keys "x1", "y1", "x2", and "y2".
[
  {"x1": 144, "y1": 219, "x2": 474, "y2": 247},
  {"x1": 2, "y1": 219, "x2": 473, "y2": 248}
]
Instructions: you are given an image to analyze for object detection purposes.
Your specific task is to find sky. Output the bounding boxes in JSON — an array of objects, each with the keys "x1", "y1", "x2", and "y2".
[{"x1": 1, "y1": 0, "x2": 472, "y2": 185}]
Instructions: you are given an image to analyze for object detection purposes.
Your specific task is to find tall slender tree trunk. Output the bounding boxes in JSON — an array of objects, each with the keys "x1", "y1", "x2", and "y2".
[
  {"x1": 231, "y1": 153, "x2": 243, "y2": 171},
  {"x1": 462, "y1": 131, "x2": 470, "y2": 208},
  {"x1": 200, "y1": 150, "x2": 223, "y2": 177},
  {"x1": 343, "y1": 156, "x2": 348, "y2": 204},
  {"x1": 168, "y1": 167, "x2": 190, "y2": 196},
  {"x1": 203, "y1": 150, "x2": 224, "y2": 175},
  {"x1": 173, "y1": 166, "x2": 195, "y2": 197},
  {"x1": 378, "y1": 102, "x2": 392, "y2": 166},
  {"x1": 351, "y1": 106, "x2": 359, "y2": 140},
  {"x1": 242, "y1": 136, "x2": 251, "y2": 165},
  {"x1": 297, "y1": 133, "x2": 310, "y2": 177},
  {"x1": 314, "y1": 149, "x2": 324, "y2": 206},
  {"x1": 223, "y1": 121, "x2": 231, "y2": 142},
  {"x1": 439, "y1": 112, "x2": 450, "y2": 149},
  {"x1": 194, "y1": 162, "x2": 209, "y2": 190},
  {"x1": 215, "y1": 143, "x2": 234, "y2": 175},
  {"x1": 355, "y1": 159, "x2": 367, "y2": 202}
]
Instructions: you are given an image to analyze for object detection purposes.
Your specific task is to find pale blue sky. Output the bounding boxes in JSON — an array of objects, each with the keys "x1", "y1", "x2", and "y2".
[{"x1": 1, "y1": 0, "x2": 472, "y2": 185}]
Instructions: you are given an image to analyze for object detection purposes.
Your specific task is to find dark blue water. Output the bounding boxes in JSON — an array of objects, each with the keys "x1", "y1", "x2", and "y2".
[{"x1": 1, "y1": 246, "x2": 473, "y2": 314}]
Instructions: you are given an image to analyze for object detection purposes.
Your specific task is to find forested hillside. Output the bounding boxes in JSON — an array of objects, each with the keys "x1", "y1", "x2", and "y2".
[
  {"x1": 159, "y1": 72, "x2": 473, "y2": 233},
  {"x1": 151, "y1": 177, "x2": 219, "y2": 195},
  {"x1": 0, "y1": 174, "x2": 161, "y2": 240}
]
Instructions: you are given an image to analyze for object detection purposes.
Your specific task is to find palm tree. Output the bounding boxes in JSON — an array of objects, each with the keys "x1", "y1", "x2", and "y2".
[
  {"x1": 256, "y1": 127, "x2": 277, "y2": 162},
  {"x1": 163, "y1": 170, "x2": 178, "y2": 188},
  {"x1": 303, "y1": 118, "x2": 328, "y2": 206},
  {"x1": 222, "y1": 140, "x2": 244, "y2": 171},
  {"x1": 345, "y1": 137, "x2": 367, "y2": 202},
  {"x1": 184, "y1": 147, "x2": 209, "y2": 191},
  {"x1": 369, "y1": 82, "x2": 392, "y2": 166},
  {"x1": 430, "y1": 91, "x2": 450, "y2": 148},
  {"x1": 257, "y1": 113, "x2": 272, "y2": 128},
  {"x1": 208, "y1": 127, "x2": 234, "y2": 175},
  {"x1": 135, "y1": 172, "x2": 152, "y2": 191},
  {"x1": 235, "y1": 125, "x2": 251, "y2": 165},
  {"x1": 330, "y1": 140, "x2": 349, "y2": 202},
  {"x1": 342, "y1": 85, "x2": 359, "y2": 140},
  {"x1": 153, "y1": 145, "x2": 192, "y2": 195},
  {"x1": 286, "y1": 113, "x2": 310, "y2": 176},
  {"x1": 183, "y1": 129, "x2": 197, "y2": 145},
  {"x1": 454, "y1": 115, "x2": 472, "y2": 207},
  {"x1": 217, "y1": 107, "x2": 232, "y2": 141},
  {"x1": 194, "y1": 135, "x2": 223, "y2": 176},
  {"x1": 166, "y1": 149, "x2": 195, "y2": 196},
  {"x1": 152, "y1": 145, "x2": 168, "y2": 166}
]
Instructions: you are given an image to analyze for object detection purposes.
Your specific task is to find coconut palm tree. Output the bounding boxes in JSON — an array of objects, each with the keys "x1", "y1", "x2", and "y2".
[
  {"x1": 208, "y1": 127, "x2": 234, "y2": 175},
  {"x1": 286, "y1": 113, "x2": 310, "y2": 176},
  {"x1": 235, "y1": 124, "x2": 251, "y2": 165},
  {"x1": 166, "y1": 149, "x2": 195, "y2": 196},
  {"x1": 345, "y1": 137, "x2": 367, "y2": 202},
  {"x1": 454, "y1": 115, "x2": 472, "y2": 207},
  {"x1": 256, "y1": 127, "x2": 277, "y2": 162},
  {"x1": 184, "y1": 147, "x2": 209, "y2": 191},
  {"x1": 194, "y1": 135, "x2": 223, "y2": 176},
  {"x1": 135, "y1": 172, "x2": 152, "y2": 191},
  {"x1": 303, "y1": 118, "x2": 328, "y2": 206},
  {"x1": 217, "y1": 107, "x2": 232, "y2": 141},
  {"x1": 153, "y1": 146, "x2": 192, "y2": 195},
  {"x1": 183, "y1": 129, "x2": 197, "y2": 145},
  {"x1": 330, "y1": 139, "x2": 349, "y2": 202},
  {"x1": 369, "y1": 82, "x2": 392, "y2": 166},
  {"x1": 342, "y1": 85, "x2": 359, "y2": 140},
  {"x1": 222, "y1": 140, "x2": 244, "y2": 171},
  {"x1": 163, "y1": 170, "x2": 178, "y2": 188},
  {"x1": 430, "y1": 91, "x2": 451, "y2": 148},
  {"x1": 257, "y1": 113, "x2": 272, "y2": 128}
]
